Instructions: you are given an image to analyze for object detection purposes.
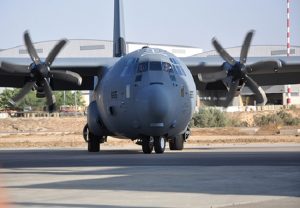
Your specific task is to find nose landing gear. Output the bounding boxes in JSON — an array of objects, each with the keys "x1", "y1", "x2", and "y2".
[{"x1": 140, "y1": 136, "x2": 166, "y2": 154}]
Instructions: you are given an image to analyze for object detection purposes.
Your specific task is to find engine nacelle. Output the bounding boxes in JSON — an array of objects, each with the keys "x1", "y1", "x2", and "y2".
[{"x1": 87, "y1": 100, "x2": 108, "y2": 136}]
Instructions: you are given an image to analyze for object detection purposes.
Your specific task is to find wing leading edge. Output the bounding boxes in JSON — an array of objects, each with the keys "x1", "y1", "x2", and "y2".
[
  {"x1": 182, "y1": 56, "x2": 300, "y2": 86},
  {"x1": 0, "y1": 57, "x2": 119, "y2": 90}
]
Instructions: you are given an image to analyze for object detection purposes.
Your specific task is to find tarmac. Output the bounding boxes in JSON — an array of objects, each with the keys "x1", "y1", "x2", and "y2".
[{"x1": 0, "y1": 144, "x2": 300, "y2": 208}]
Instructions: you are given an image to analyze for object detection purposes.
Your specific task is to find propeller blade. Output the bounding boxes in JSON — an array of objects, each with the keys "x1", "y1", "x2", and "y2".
[
  {"x1": 1, "y1": 62, "x2": 29, "y2": 74},
  {"x1": 212, "y1": 38, "x2": 236, "y2": 66},
  {"x1": 198, "y1": 70, "x2": 227, "y2": 83},
  {"x1": 51, "y1": 70, "x2": 82, "y2": 86},
  {"x1": 45, "y1": 39, "x2": 67, "y2": 66},
  {"x1": 24, "y1": 31, "x2": 41, "y2": 65},
  {"x1": 223, "y1": 79, "x2": 240, "y2": 107},
  {"x1": 8, "y1": 81, "x2": 35, "y2": 106},
  {"x1": 240, "y1": 30, "x2": 254, "y2": 64},
  {"x1": 245, "y1": 75, "x2": 267, "y2": 105},
  {"x1": 42, "y1": 78, "x2": 56, "y2": 112}
]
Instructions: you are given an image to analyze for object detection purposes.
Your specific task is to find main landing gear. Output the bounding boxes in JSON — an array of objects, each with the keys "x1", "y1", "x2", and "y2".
[
  {"x1": 168, "y1": 135, "x2": 184, "y2": 150},
  {"x1": 169, "y1": 128, "x2": 190, "y2": 151}
]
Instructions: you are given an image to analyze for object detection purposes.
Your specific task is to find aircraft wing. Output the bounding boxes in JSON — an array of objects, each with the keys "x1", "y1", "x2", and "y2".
[
  {"x1": 0, "y1": 57, "x2": 119, "y2": 90},
  {"x1": 181, "y1": 56, "x2": 300, "y2": 86}
]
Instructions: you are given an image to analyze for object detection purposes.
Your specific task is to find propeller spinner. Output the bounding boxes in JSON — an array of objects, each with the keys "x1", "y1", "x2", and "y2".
[{"x1": 0, "y1": 31, "x2": 82, "y2": 112}]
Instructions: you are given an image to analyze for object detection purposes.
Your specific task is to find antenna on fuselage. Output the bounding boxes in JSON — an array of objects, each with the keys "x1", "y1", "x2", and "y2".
[{"x1": 113, "y1": 0, "x2": 126, "y2": 57}]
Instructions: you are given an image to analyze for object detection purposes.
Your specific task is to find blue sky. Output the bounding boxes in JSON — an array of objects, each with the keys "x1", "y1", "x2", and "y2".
[{"x1": 0, "y1": 0, "x2": 299, "y2": 51}]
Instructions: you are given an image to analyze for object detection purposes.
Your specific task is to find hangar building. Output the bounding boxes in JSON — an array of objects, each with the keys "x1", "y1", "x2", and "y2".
[
  {"x1": 0, "y1": 40, "x2": 202, "y2": 58},
  {"x1": 1, "y1": 41, "x2": 300, "y2": 107}
]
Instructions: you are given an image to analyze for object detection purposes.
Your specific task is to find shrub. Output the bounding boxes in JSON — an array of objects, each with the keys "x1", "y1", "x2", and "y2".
[
  {"x1": 191, "y1": 108, "x2": 227, "y2": 127},
  {"x1": 254, "y1": 110, "x2": 300, "y2": 126}
]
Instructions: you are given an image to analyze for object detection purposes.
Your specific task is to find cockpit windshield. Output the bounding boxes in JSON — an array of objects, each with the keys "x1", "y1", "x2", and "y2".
[
  {"x1": 149, "y1": 62, "x2": 162, "y2": 71},
  {"x1": 137, "y1": 61, "x2": 173, "y2": 73}
]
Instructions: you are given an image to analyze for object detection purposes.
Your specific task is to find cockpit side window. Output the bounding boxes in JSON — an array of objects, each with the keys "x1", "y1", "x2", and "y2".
[
  {"x1": 169, "y1": 57, "x2": 186, "y2": 76},
  {"x1": 137, "y1": 62, "x2": 148, "y2": 73},
  {"x1": 120, "y1": 57, "x2": 139, "y2": 77},
  {"x1": 162, "y1": 62, "x2": 173, "y2": 72}
]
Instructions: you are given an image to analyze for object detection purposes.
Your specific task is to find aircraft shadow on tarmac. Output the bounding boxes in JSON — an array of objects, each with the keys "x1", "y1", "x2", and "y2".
[
  {"x1": 3, "y1": 164, "x2": 300, "y2": 198},
  {"x1": 0, "y1": 148, "x2": 300, "y2": 168},
  {"x1": 1, "y1": 149, "x2": 300, "y2": 198}
]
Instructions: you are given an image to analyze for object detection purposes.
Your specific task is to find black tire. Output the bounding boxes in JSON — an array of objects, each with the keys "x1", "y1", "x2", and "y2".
[
  {"x1": 169, "y1": 135, "x2": 184, "y2": 150},
  {"x1": 142, "y1": 137, "x2": 154, "y2": 154},
  {"x1": 88, "y1": 133, "x2": 100, "y2": 152},
  {"x1": 154, "y1": 136, "x2": 166, "y2": 154},
  {"x1": 83, "y1": 124, "x2": 88, "y2": 142}
]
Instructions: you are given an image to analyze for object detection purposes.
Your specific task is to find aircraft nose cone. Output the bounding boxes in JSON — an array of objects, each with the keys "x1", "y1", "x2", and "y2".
[
  {"x1": 136, "y1": 84, "x2": 170, "y2": 123},
  {"x1": 148, "y1": 85, "x2": 169, "y2": 120}
]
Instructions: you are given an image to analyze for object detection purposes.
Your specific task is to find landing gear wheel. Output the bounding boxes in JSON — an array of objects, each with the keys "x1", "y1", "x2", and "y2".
[
  {"x1": 142, "y1": 137, "x2": 154, "y2": 154},
  {"x1": 85, "y1": 125, "x2": 100, "y2": 152},
  {"x1": 154, "y1": 136, "x2": 166, "y2": 154},
  {"x1": 169, "y1": 135, "x2": 184, "y2": 150}
]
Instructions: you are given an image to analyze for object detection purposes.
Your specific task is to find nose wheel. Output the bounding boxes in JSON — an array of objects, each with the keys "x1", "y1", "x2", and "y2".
[
  {"x1": 141, "y1": 136, "x2": 166, "y2": 154},
  {"x1": 154, "y1": 136, "x2": 166, "y2": 154}
]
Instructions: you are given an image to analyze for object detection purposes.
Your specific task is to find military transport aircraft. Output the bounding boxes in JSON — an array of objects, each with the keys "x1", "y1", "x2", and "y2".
[{"x1": 0, "y1": 0, "x2": 300, "y2": 154}]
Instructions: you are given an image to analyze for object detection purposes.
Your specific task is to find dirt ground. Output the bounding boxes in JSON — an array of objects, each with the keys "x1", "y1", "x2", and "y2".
[{"x1": 0, "y1": 115, "x2": 300, "y2": 148}]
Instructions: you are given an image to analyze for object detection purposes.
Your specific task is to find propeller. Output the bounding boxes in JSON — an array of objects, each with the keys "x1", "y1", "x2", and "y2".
[
  {"x1": 210, "y1": 30, "x2": 279, "y2": 107},
  {"x1": 0, "y1": 31, "x2": 82, "y2": 112}
]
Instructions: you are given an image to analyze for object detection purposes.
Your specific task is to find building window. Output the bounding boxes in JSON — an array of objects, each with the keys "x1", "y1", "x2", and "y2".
[
  {"x1": 291, "y1": 92, "x2": 299, "y2": 97},
  {"x1": 19, "y1": 48, "x2": 43, "y2": 54},
  {"x1": 271, "y1": 49, "x2": 295, "y2": 56},
  {"x1": 80, "y1": 45, "x2": 105, "y2": 50}
]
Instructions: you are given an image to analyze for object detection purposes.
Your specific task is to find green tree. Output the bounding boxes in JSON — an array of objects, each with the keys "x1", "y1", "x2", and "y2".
[
  {"x1": 54, "y1": 91, "x2": 85, "y2": 107},
  {"x1": 0, "y1": 88, "x2": 18, "y2": 110},
  {"x1": 0, "y1": 89, "x2": 85, "y2": 111}
]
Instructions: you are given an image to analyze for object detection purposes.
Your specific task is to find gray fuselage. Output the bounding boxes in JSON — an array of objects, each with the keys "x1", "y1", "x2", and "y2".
[{"x1": 95, "y1": 47, "x2": 196, "y2": 139}]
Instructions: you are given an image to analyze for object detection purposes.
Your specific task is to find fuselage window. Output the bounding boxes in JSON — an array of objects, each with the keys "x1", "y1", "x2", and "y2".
[
  {"x1": 149, "y1": 61, "x2": 162, "y2": 71},
  {"x1": 135, "y1": 75, "x2": 142, "y2": 82}
]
